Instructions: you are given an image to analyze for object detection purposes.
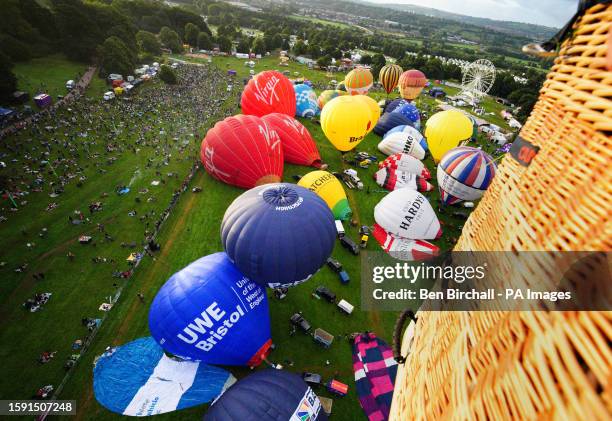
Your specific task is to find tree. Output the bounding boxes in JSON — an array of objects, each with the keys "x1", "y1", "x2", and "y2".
[
  {"x1": 236, "y1": 37, "x2": 251, "y2": 54},
  {"x1": 98, "y1": 36, "x2": 135, "y2": 78},
  {"x1": 252, "y1": 37, "x2": 266, "y2": 55},
  {"x1": 0, "y1": 51, "x2": 17, "y2": 103},
  {"x1": 371, "y1": 53, "x2": 386, "y2": 78},
  {"x1": 292, "y1": 40, "x2": 307, "y2": 56},
  {"x1": 216, "y1": 36, "x2": 232, "y2": 53},
  {"x1": 159, "y1": 64, "x2": 178, "y2": 84},
  {"x1": 136, "y1": 30, "x2": 161, "y2": 55},
  {"x1": 207, "y1": 3, "x2": 223, "y2": 16},
  {"x1": 184, "y1": 23, "x2": 199, "y2": 46},
  {"x1": 306, "y1": 43, "x2": 320, "y2": 59},
  {"x1": 159, "y1": 26, "x2": 182, "y2": 53},
  {"x1": 281, "y1": 38, "x2": 290, "y2": 51},
  {"x1": 317, "y1": 55, "x2": 332, "y2": 68},
  {"x1": 197, "y1": 32, "x2": 212, "y2": 50},
  {"x1": 360, "y1": 54, "x2": 372, "y2": 65}
]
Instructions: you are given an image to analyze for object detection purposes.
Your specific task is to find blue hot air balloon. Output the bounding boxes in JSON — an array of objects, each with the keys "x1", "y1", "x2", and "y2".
[
  {"x1": 94, "y1": 337, "x2": 236, "y2": 417},
  {"x1": 373, "y1": 112, "x2": 413, "y2": 137},
  {"x1": 294, "y1": 83, "x2": 320, "y2": 118},
  {"x1": 221, "y1": 183, "x2": 336, "y2": 288},
  {"x1": 384, "y1": 125, "x2": 429, "y2": 152},
  {"x1": 205, "y1": 369, "x2": 328, "y2": 421},
  {"x1": 148, "y1": 253, "x2": 272, "y2": 366},
  {"x1": 391, "y1": 103, "x2": 421, "y2": 130},
  {"x1": 383, "y1": 98, "x2": 409, "y2": 113}
]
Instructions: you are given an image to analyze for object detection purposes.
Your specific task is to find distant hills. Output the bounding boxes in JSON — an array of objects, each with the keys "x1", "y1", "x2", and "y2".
[{"x1": 362, "y1": 1, "x2": 558, "y2": 40}]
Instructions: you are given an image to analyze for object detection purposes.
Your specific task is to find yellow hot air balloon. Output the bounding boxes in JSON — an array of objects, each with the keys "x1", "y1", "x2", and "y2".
[
  {"x1": 298, "y1": 170, "x2": 352, "y2": 220},
  {"x1": 379, "y1": 64, "x2": 403, "y2": 94},
  {"x1": 344, "y1": 67, "x2": 373, "y2": 95},
  {"x1": 321, "y1": 95, "x2": 377, "y2": 152},
  {"x1": 425, "y1": 110, "x2": 473, "y2": 163},
  {"x1": 354, "y1": 95, "x2": 381, "y2": 128}
]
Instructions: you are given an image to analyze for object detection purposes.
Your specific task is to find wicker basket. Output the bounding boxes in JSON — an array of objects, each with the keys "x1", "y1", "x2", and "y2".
[{"x1": 390, "y1": 3, "x2": 612, "y2": 420}]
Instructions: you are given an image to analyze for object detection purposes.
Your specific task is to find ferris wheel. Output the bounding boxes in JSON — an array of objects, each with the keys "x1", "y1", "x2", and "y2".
[{"x1": 461, "y1": 59, "x2": 496, "y2": 99}]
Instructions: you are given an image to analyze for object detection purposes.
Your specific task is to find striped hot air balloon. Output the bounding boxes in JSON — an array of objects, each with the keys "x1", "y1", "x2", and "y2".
[
  {"x1": 372, "y1": 224, "x2": 439, "y2": 261},
  {"x1": 379, "y1": 64, "x2": 403, "y2": 94},
  {"x1": 344, "y1": 67, "x2": 374, "y2": 95},
  {"x1": 398, "y1": 70, "x2": 427, "y2": 100},
  {"x1": 436, "y1": 146, "x2": 496, "y2": 205}
]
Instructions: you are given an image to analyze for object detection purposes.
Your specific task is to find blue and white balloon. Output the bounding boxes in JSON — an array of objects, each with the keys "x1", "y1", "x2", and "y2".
[{"x1": 294, "y1": 84, "x2": 320, "y2": 118}]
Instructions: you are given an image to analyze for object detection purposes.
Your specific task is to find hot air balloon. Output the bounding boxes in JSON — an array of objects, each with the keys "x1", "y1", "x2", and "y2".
[
  {"x1": 384, "y1": 98, "x2": 409, "y2": 114},
  {"x1": 384, "y1": 125, "x2": 429, "y2": 152},
  {"x1": 372, "y1": 224, "x2": 439, "y2": 261},
  {"x1": 355, "y1": 94, "x2": 381, "y2": 123},
  {"x1": 297, "y1": 170, "x2": 351, "y2": 220},
  {"x1": 379, "y1": 153, "x2": 431, "y2": 179},
  {"x1": 261, "y1": 113, "x2": 321, "y2": 168},
  {"x1": 205, "y1": 369, "x2": 328, "y2": 420},
  {"x1": 425, "y1": 110, "x2": 473, "y2": 163},
  {"x1": 374, "y1": 189, "x2": 441, "y2": 239},
  {"x1": 294, "y1": 83, "x2": 320, "y2": 118},
  {"x1": 321, "y1": 95, "x2": 377, "y2": 152},
  {"x1": 379, "y1": 64, "x2": 403, "y2": 95},
  {"x1": 344, "y1": 67, "x2": 373, "y2": 95},
  {"x1": 391, "y1": 103, "x2": 421, "y2": 130},
  {"x1": 93, "y1": 337, "x2": 235, "y2": 416},
  {"x1": 398, "y1": 70, "x2": 427, "y2": 100},
  {"x1": 221, "y1": 183, "x2": 336, "y2": 288},
  {"x1": 149, "y1": 253, "x2": 272, "y2": 366},
  {"x1": 241, "y1": 71, "x2": 296, "y2": 117},
  {"x1": 337, "y1": 82, "x2": 347, "y2": 92},
  {"x1": 374, "y1": 168, "x2": 432, "y2": 192},
  {"x1": 437, "y1": 146, "x2": 496, "y2": 205},
  {"x1": 378, "y1": 128, "x2": 427, "y2": 160},
  {"x1": 318, "y1": 89, "x2": 346, "y2": 109},
  {"x1": 373, "y1": 112, "x2": 412, "y2": 137},
  {"x1": 200, "y1": 115, "x2": 283, "y2": 189}
]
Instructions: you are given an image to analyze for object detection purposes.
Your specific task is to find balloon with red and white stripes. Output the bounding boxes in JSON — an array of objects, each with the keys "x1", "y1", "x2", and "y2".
[
  {"x1": 200, "y1": 115, "x2": 284, "y2": 189},
  {"x1": 372, "y1": 224, "x2": 439, "y2": 261},
  {"x1": 436, "y1": 146, "x2": 496, "y2": 205},
  {"x1": 262, "y1": 113, "x2": 321, "y2": 168},
  {"x1": 373, "y1": 168, "x2": 433, "y2": 192},
  {"x1": 378, "y1": 153, "x2": 431, "y2": 180}
]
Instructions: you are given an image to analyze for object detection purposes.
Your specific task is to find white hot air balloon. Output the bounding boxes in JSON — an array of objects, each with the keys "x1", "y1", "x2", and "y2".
[
  {"x1": 378, "y1": 128, "x2": 427, "y2": 159},
  {"x1": 378, "y1": 153, "x2": 431, "y2": 179},
  {"x1": 374, "y1": 189, "x2": 441, "y2": 239},
  {"x1": 372, "y1": 224, "x2": 439, "y2": 261},
  {"x1": 374, "y1": 168, "x2": 433, "y2": 192}
]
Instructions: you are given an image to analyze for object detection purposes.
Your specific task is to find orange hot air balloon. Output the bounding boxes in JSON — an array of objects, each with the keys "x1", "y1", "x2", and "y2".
[
  {"x1": 262, "y1": 113, "x2": 321, "y2": 168},
  {"x1": 344, "y1": 67, "x2": 374, "y2": 95},
  {"x1": 241, "y1": 71, "x2": 296, "y2": 117},
  {"x1": 201, "y1": 115, "x2": 284, "y2": 188},
  {"x1": 398, "y1": 69, "x2": 427, "y2": 100}
]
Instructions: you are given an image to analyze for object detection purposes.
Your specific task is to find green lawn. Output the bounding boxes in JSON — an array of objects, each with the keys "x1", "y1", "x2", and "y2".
[
  {"x1": 13, "y1": 54, "x2": 88, "y2": 108},
  {"x1": 1, "y1": 53, "x2": 507, "y2": 420}
]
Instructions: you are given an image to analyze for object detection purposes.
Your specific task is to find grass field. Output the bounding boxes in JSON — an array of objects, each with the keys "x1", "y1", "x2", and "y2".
[{"x1": 1, "y1": 53, "x2": 506, "y2": 420}]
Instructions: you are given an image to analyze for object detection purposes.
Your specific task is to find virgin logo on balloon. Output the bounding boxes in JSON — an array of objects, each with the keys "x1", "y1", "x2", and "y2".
[
  {"x1": 283, "y1": 116, "x2": 305, "y2": 135},
  {"x1": 258, "y1": 123, "x2": 281, "y2": 150},
  {"x1": 254, "y1": 75, "x2": 280, "y2": 105},
  {"x1": 203, "y1": 146, "x2": 230, "y2": 180}
]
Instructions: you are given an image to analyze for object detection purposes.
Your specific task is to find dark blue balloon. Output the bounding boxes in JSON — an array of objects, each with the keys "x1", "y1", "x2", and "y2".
[
  {"x1": 392, "y1": 103, "x2": 421, "y2": 130},
  {"x1": 373, "y1": 112, "x2": 413, "y2": 136},
  {"x1": 148, "y1": 253, "x2": 272, "y2": 366},
  {"x1": 221, "y1": 183, "x2": 336, "y2": 288},
  {"x1": 205, "y1": 369, "x2": 328, "y2": 421},
  {"x1": 383, "y1": 98, "x2": 409, "y2": 113}
]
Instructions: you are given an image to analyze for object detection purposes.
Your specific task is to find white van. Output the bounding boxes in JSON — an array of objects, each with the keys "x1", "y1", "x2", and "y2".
[
  {"x1": 103, "y1": 91, "x2": 115, "y2": 101},
  {"x1": 337, "y1": 299, "x2": 354, "y2": 315},
  {"x1": 66, "y1": 80, "x2": 75, "y2": 90},
  {"x1": 334, "y1": 220, "x2": 345, "y2": 237}
]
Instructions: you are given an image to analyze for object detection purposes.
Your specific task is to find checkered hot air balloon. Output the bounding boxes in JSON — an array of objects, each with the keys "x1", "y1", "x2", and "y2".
[
  {"x1": 436, "y1": 146, "x2": 496, "y2": 205},
  {"x1": 344, "y1": 67, "x2": 373, "y2": 95}
]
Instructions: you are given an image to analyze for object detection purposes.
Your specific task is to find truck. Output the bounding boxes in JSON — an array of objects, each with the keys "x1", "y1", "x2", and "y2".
[
  {"x1": 343, "y1": 169, "x2": 363, "y2": 190},
  {"x1": 315, "y1": 285, "x2": 336, "y2": 303},
  {"x1": 290, "y1": 313, "x2": 311, "y2": 332},
  {"x1": 337, "y1": 299, "x2": 354, "y2": 315},
  {"x1": 313, "y1": 328, "x2": 334, "y2": 348},
  {"x1": 334, "y1": 220, "x2": 345, "y2": 238},
  {"x1": 326, "y1": 257, "x2": 350, "y2": 284},
  {"x1": 340, "y1": 235, "x2": 360, "y2": 255}
]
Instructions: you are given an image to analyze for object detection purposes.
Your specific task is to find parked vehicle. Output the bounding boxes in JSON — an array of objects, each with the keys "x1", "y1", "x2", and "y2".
[
  {"x1": 340, "y1": 236, "x2": 360, "y2": 255},
  {"x1": 326, "y1": 257, "x2": 342, "y2": 273},
  {"x1": 65, "y1": 80, "x2": 75, "y2": 90},
  {"x1": 334, "y1": 220, "x2": 345, "y2": 237},
  {"x1": 302, "y1": 372, "x2": 322, "y2": 387},
  {"x1": 290, "y1": 313, "x2": 311, "y2": 332},
  {"x1": 315, "y1": 286, "x2": 336, "y2": 303},
  {"x1": 313, "y1": 328, "x2": 334, "y2": 348},
  {"x1": 343, "y1": 169, "x2": 363, "y2": 190},
  {"x1": 338, "y1": 271, "x2": 350, "y2": 284},
  {"x1": 103, "y1": 91, "x2": 115, "y2": 101},
  {"x1": 327, "y1": 379, "x2": 348, "y2": 396},
  {"x1": 337, "y1": 299, "x2": 354, "y2": 315}
]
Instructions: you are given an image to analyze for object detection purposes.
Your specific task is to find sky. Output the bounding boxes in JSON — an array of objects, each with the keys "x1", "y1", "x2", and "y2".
[{"x1": 366, "y1": 0, "x2": 577, "y2": 28}]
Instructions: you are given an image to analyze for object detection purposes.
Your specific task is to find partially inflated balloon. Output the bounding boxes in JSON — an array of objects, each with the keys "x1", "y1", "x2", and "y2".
[
  {"x1": 373, "y1": 112, "x2": 413, "y2": 137},
  {"x1": 437, "y1": 146, "x2": 496, "y2": 205},
  {"x1": 379, "y1": 153, "x2": 431, "y2": 179},
  {"x1": 318, "y1": 89, "x2": 346, "y2": 109},
  {"x1": 298, "y1": 170, "x2": 351, "y2": 220},
  {"x1": 379, "y1": 64, "x2": 403, "y2": 94},
  {"x1": 384, "y1": 125, "x2": 429, "y2": 152},
  {"x1": 241, "y1": 71, "x2": 296, "y2": 117},
  {"x1": 201, "y1": 115, "x2": 283, "y2": 188},
  {"x1": 378, "y1": 128, "x2": 427, "y2": 160},
  {"x1": 391, "y1": 103, "x2": 420, "y2": 130},
  {"x1": 374, "y1": 168, "x2": 432, "y2": 192},
  {"x1": 294, "y1": 83, "x2": 320, "y2": 118},
  {"x1": 344, "y1": 67, "x2": 373, "y2": 95},
  {"x1": 398, "y1": 70, "x2": 427, "y2": 100},
  {"x1": 221, "y1": 183, "x2": 336, "y2": 288},
  {"x1": 205, "y1": 369, "x2": 328, "y2": 421},
  {"x1": 261, "y1": 113, "x2": 321, "y2": 168},
  {"x1": 321, "y1": 95, "x2": 377, "y2": 152},
  {"x1": 374, "y1": 189, "x2": 441, "y2": 239},
  {"x1": 425, "y1": 110, "x2": 473, "y2": 163},
  {"x1": 384, "y1": 98, "x2": 409, "y2": 114},
  {"x1": 372, "y1": 224, "x2": 439, "y2": 261},
  {"x1": 149, "y1": 253, "x2": 271, "y2": 365}
]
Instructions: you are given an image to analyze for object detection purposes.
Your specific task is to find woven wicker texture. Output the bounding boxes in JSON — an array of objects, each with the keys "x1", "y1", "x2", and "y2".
[{"x1": 390, "y1": 3, "x2": 612, "y2": 420}]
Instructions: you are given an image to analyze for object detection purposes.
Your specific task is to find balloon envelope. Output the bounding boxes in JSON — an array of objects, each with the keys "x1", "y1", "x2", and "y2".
[
  {"x1": 201, "y1": 115, "x2": 283, "y2": 188},
  {"x1": 378, "y1": 153, "x2": 431, "y2": 179},
  {"x1": 318, "y1": 89, "x2": 346, "y2": 109},
  {"x1": 384, "y1": 98, "x2": 409, "y2": 114},
  {"x1": 298, "y1": 170, "x2": 352, "y2": 220},
  {"x1": 345, "y1": 67, "x2": 373, "y2": 95},
  {"x1": 373, "y1": 112, "x2": 413, "y2": 137},
  {"x1": 437, "y1": 146, "x2": 496, "y2": 204},
  {"x1": 294, "y1": 83, "x2": 320, "y2": 118},
  {"x1": 149, "y1": 253, "x2": 272, "y2": 366},
  {"x1": 262, "y1": 113, "x2": 321, "y2": 167},
  {"x1": 221, "y1": 183, "x2": 336, "y2": 288},
  {"x1": 425, "y1": 110, "x2": 473, "y2": 163},
  {"x1": 398, "y1": 70, "x2": 427, "y2": 100},
  {"x1": 94, "y1": 337, "x2": 235, "y2": 416},
  {"x1": 374, "y1": 189, "x2": 441, "y2": 239},
  {"x1": 355, "y1": 95, "x2": 381, "y2": 124},
  {"x1": 321, "y1": 95, "x2": 377, "y2": 152},
  {"x1": 205, "y1": 369, "x2": 328, "y2": 421},
  {"x1": 372, "y1": 224, "x2": 439, "y2": 261},
  {"x1": 379, "y1": 64, "x2": 403, "y2": 94},
  {"x1": 374, "y1": 168, "x2": 432, "y2": 192},
  {"x1": 378, "y1": 128, "x2": 427, "y2": 160},
  {"x1": 241, "y1": 71, "x2": 296, "y2": 117},
  {"x1": 391, "y1": 103, "x2": 421, "y2": 130},
  {"x1": 384, "y1": 125, "x2": 429, "y2": 152}
]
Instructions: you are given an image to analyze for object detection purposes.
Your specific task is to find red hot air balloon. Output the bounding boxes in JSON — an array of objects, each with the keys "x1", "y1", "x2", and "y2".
[
  {"x1": 241, "y1": 71, "x2": 296, "y2": 117},
  {"x1": 201, "y1": 115, "x2": 284, "y2": 189},
  {"x1": 398, "y1": 70, "x2": 427, "y2": 100},
  {"x1": 262, "y1": 113, "x2": 321, "y2": 168}
]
